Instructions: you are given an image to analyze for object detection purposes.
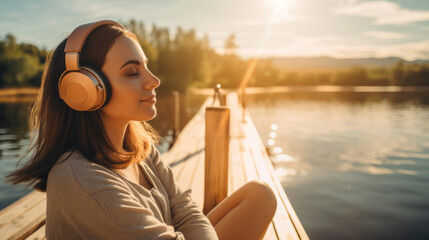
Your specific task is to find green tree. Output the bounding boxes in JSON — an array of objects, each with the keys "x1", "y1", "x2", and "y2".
[{"x1": 0, "y1": 34, "x2": 44, "y2": 87}]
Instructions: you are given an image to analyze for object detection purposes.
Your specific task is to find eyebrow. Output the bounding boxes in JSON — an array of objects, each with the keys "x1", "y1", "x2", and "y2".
[{"x1": 119, "y1": 58, "x2": 148, "y2": 70}]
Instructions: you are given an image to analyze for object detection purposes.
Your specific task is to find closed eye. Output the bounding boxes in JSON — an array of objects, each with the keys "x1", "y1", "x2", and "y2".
[{"x1": 126, "y1": 72, "x2": 139, "y2": 76}]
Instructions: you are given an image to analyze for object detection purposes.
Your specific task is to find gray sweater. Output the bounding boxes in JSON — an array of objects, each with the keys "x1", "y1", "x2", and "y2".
[{"x1": 46, "y1": 146, "x2": 219, "y2": 239}]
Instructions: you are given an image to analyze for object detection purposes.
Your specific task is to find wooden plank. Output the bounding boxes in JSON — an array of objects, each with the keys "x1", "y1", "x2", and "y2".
[
  {"x1": 230, "y1": 124, "x2": 280, "y2": 240},
  {"x1": 236, "y1": 124, "x2": 278, "y2": 240},
  {"x1": 229, "y1": 138, "x2": 245, "y2": 192},
  {"x1": 171, "y1": 115, "x2": 204, "y2": 190},
  {"x1": 244, "y1": 113, "x2": 308, "y2": 240},
  {"x1": 225, "y1": 92, "x2": 298, "y2": 240},
  {"x1": 189, "y1": 145, "x2": 205, "y2": 210},
  {"x1": 168, "y1": 96, "x2": 207, "y2": 209},
  {"x1": 228, "y1": 139, "x2": 235, "y2": 195},
  {"x1": 0, "y1": 191, "x2": 45, "y2": 229},
  {"x1": 0, "y1": 198, "x2": 46, "y2": 240},
  {"x1": 229, "y1": 96, "x2": 279, "y2": 240},
  {"x1": 177, "y1": 146, "x2": 200, "y2": 191},
  {"x1": 166, "y1": 117, "x2": 201, "y2": 161},
  {"x1": 246, "y1": 136, "x2": 300, "y2": 240},
  {"x1": 264, "y1": 223, "x2": 279, "y2": 240},
  {"x1": 244, "y1": 136, "x2": 299, "y2": 239},
  {"x1": 243, "y1": 113, "x2": 307, "y2": 240},
  {"x1": 25, "y1": 224, "x2": 45, "y2": 240},
  {"x1": 240, "y1": 138, "x2": 259, "y2": 182},
  {"x1": 165, "y1": 96, "x2": 212, "y2": 184},
  {"x1": 187, "y1": 118, "x2": 206, "y2": 209},
  {"x1": 0, "y1": 191, "x2": 34, "y2": 217},
  {"x1": 225, "y1": 92, "x2": 279, "y2": 240},
  {"x1": 170, "y1": 122, "x2": 202, "y2": 181}
]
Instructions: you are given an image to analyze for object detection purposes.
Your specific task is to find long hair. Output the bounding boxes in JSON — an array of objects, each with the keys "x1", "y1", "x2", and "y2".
[{"x1": 6, "y1": 24, "x2": 159, "y2": 191}]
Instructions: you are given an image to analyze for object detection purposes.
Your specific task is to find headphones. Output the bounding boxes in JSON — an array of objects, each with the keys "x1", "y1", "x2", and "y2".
[{"x1": 58, "y1": 20, "x2": 125, "y2": 111}]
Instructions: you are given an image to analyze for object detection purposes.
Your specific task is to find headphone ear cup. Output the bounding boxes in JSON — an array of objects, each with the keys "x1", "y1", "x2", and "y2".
[
  {"x1": 82, "y1": 66, "x2": 112, "y2": 108},
  {"x1": 58, "y1": 66, "x2": 111, "y2": 111}
]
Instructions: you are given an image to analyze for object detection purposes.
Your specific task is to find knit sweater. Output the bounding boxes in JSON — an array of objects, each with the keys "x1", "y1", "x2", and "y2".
[{"x1": 46, "y1": 145, "x2": 219, "y2": 239}]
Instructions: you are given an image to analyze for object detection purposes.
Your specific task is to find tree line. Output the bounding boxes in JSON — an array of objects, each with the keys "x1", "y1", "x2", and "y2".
[
  {"x1": 251, "y1": 60, "x2": 429, "y2": 87},
  {"x1": 1, "y1": 19, "x2": 429, "y2": 91}
]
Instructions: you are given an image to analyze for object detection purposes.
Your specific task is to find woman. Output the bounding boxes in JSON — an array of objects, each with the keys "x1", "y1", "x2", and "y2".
[{"x1": 7, "y1": 20, "x2": 277, "y2": 240}]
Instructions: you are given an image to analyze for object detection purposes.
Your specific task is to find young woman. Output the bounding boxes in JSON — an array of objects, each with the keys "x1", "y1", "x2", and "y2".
[{"x1": 7, "y1": 20, "x2": 277, "y2": 240}]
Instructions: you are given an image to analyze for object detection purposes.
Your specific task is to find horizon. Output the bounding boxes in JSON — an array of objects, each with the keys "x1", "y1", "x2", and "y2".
[{"x1": 1, "y1": 0, "x2": 428, "y2": 61}]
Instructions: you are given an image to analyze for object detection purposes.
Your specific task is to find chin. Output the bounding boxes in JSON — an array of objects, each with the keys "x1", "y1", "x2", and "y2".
[{"x1": 139, "y1": 108, "x2": 157, "y2": 122}]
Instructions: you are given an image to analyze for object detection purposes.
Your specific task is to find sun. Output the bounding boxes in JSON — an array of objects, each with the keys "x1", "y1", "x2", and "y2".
[{"x1": 267, "y1": 0, "x2": 296, "y2": 11}]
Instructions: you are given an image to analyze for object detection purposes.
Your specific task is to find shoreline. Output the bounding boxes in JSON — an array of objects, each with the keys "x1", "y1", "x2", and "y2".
[
  {"x1": 190, "y1": 85, "x2": 429, "y2": 95},
  {"x1": 0, "y1": 87, "x2": 39, "y2": 96},
  {"x1": 1, "y1": 85, "x2": 429, "y2": 101},
  {"x1": 0, "y1": 87, "x2": 39, "y2": 103}
]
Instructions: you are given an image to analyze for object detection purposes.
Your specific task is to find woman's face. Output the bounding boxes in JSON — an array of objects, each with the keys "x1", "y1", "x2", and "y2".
[{"x1": 100, "y1": 35, "x2": 160, "y2": 122}]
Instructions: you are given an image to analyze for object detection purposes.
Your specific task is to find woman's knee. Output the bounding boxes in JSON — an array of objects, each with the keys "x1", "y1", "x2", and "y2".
[{"x1": 245, "y1": 180, "x2": 277, "y2": 215}]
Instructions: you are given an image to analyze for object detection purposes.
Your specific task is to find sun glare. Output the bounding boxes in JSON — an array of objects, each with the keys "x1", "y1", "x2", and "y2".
[{"x1": 267, "y1": 0, "x2": 295, "y2": 11}]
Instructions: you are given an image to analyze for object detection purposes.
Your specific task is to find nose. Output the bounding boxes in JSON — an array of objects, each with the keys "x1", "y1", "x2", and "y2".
[{"x1": 144, "y1": 70, "x2": 161, "y2": 90}]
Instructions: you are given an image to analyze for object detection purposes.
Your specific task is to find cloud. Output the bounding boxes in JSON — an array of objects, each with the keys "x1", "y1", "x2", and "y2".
[
  {"x1": 234, "y1": 14, "x2": 307, "y2": 27},
  {"x1": 334, "y1": 0, "x2": 429, "y2": 25},
  {"x1": 296, "y1": 35, "x2": 343, "y2": 44},
  {"x1": 363, "y1": 31, "x2": 407, "y2": 39},
  {"x1": 235, "y1": 16, "x2": 306, "y2": 27},
  {"x1": 234, "y1": 38, "x2": 429, "y2": 61}
]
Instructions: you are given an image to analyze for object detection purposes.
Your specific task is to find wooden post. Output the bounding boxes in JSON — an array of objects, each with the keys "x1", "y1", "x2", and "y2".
[
  {"x1": 172, "y1": 91, "x2": 180, "y2": 140},
  {"x1": 221, "y1": 94, "x2": 227, "y2": 106},
  {"x1": 241, "y1": 88, "x2": 246, "y2": 122},
  {"x1": 203, "y1": 106, "x2": 230, "y2": 215},
  {"x1": 211, "y1": 84, "x2": 226, "y2": 106}
]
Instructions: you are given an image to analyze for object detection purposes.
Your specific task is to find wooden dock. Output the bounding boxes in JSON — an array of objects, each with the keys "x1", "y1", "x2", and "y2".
[{"x1": 0, "y1": 92, "x2": 308, "y2": 240}]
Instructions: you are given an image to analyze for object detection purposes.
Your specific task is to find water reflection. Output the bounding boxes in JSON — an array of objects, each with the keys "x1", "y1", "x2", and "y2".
[
  {"x1": 251, "y1": 92, "x2": 429, "y2": 177},
  {"x1": 0, "y1": 101, "x2": 33, "y2": 210},
  {"x1": 247, "y1": 91, "x2": 429, "y2": 239}
]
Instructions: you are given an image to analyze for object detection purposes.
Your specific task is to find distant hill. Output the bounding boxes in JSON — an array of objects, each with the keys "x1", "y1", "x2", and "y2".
[{"x1": 269, "y1": 56, "x2": 429, "y2": 70}]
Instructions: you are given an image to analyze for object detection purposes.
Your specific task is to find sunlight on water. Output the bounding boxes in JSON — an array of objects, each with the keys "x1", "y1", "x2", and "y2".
[
  {"x1": 273, "y1": 147, "x2": 282, "y2": 154},
  {"x1": 275, "y1": 167, "x2": 297, "y2": 177},
  {"x1": 256, "y1": 98, "x2": 429, "y2": 178},
  {"x1": 247, "y1": 91, "x2": 429, "y2": 240},
  {"x1": 275, "y1": 153, "x2": 296, "y2": 162}
]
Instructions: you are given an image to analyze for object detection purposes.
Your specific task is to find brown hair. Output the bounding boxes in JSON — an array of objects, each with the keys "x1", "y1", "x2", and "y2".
[{"x1": 6, "y1": 24, "x2": 159, "y2": 191}]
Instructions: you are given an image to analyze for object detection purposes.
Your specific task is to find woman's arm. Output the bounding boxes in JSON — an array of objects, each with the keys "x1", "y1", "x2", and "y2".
[
  {"x1": 90, "y1": 184, "x2": 187, "y2": 240},
  {"x1": 47, "y1": 154, "x2": 187, "y2": 240},
  {"x1": 149, "y1": 146, "x2": 219, "y2": 240}
]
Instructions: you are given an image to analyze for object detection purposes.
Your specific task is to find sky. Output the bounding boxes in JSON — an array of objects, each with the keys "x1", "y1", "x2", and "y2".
[{"x1": 0, "y1": 0, "x2": 428, "y2": 60}]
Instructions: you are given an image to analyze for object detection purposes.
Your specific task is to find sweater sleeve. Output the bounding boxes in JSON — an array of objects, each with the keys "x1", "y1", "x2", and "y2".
[
  {"x1": 47, "y1": 154, "x2": 188, "y2": 240},
  {"x1": 150, "y1": 145, "x2": 219, "y2": 240},
  {"x1": 90, "y1": 183, "x2": 187, "y2": 240}
]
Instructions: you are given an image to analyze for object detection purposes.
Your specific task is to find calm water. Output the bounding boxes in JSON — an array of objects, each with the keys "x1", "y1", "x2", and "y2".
[
  {"x1": 0, "y1": 93, "x2": 207, "y2": 209},
  {"x1": 246, "y1": 91, "x2": 429, "y2": 240}
]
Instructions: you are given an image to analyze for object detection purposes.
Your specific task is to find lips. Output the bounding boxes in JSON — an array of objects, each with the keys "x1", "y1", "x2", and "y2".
[{"x1": 140, "y1": 95, "x2": 156, "y2": 103}]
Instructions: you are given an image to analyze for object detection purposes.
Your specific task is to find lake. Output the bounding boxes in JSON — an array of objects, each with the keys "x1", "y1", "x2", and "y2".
[
  {"x1": 1, "y1": 90, "x2": 429, "y2": 239},
  {"x1": 245, "y1": 91, "x2": 429, "y2": 240}
]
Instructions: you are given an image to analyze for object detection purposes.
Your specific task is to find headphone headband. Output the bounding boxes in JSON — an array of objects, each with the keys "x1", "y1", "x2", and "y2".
[
  {"x1": 64, "y1": 20, "x2": 125, "y2": 71},
  {"x1": 59, "y1": 20, "x2": 124, "y2": 111}
]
